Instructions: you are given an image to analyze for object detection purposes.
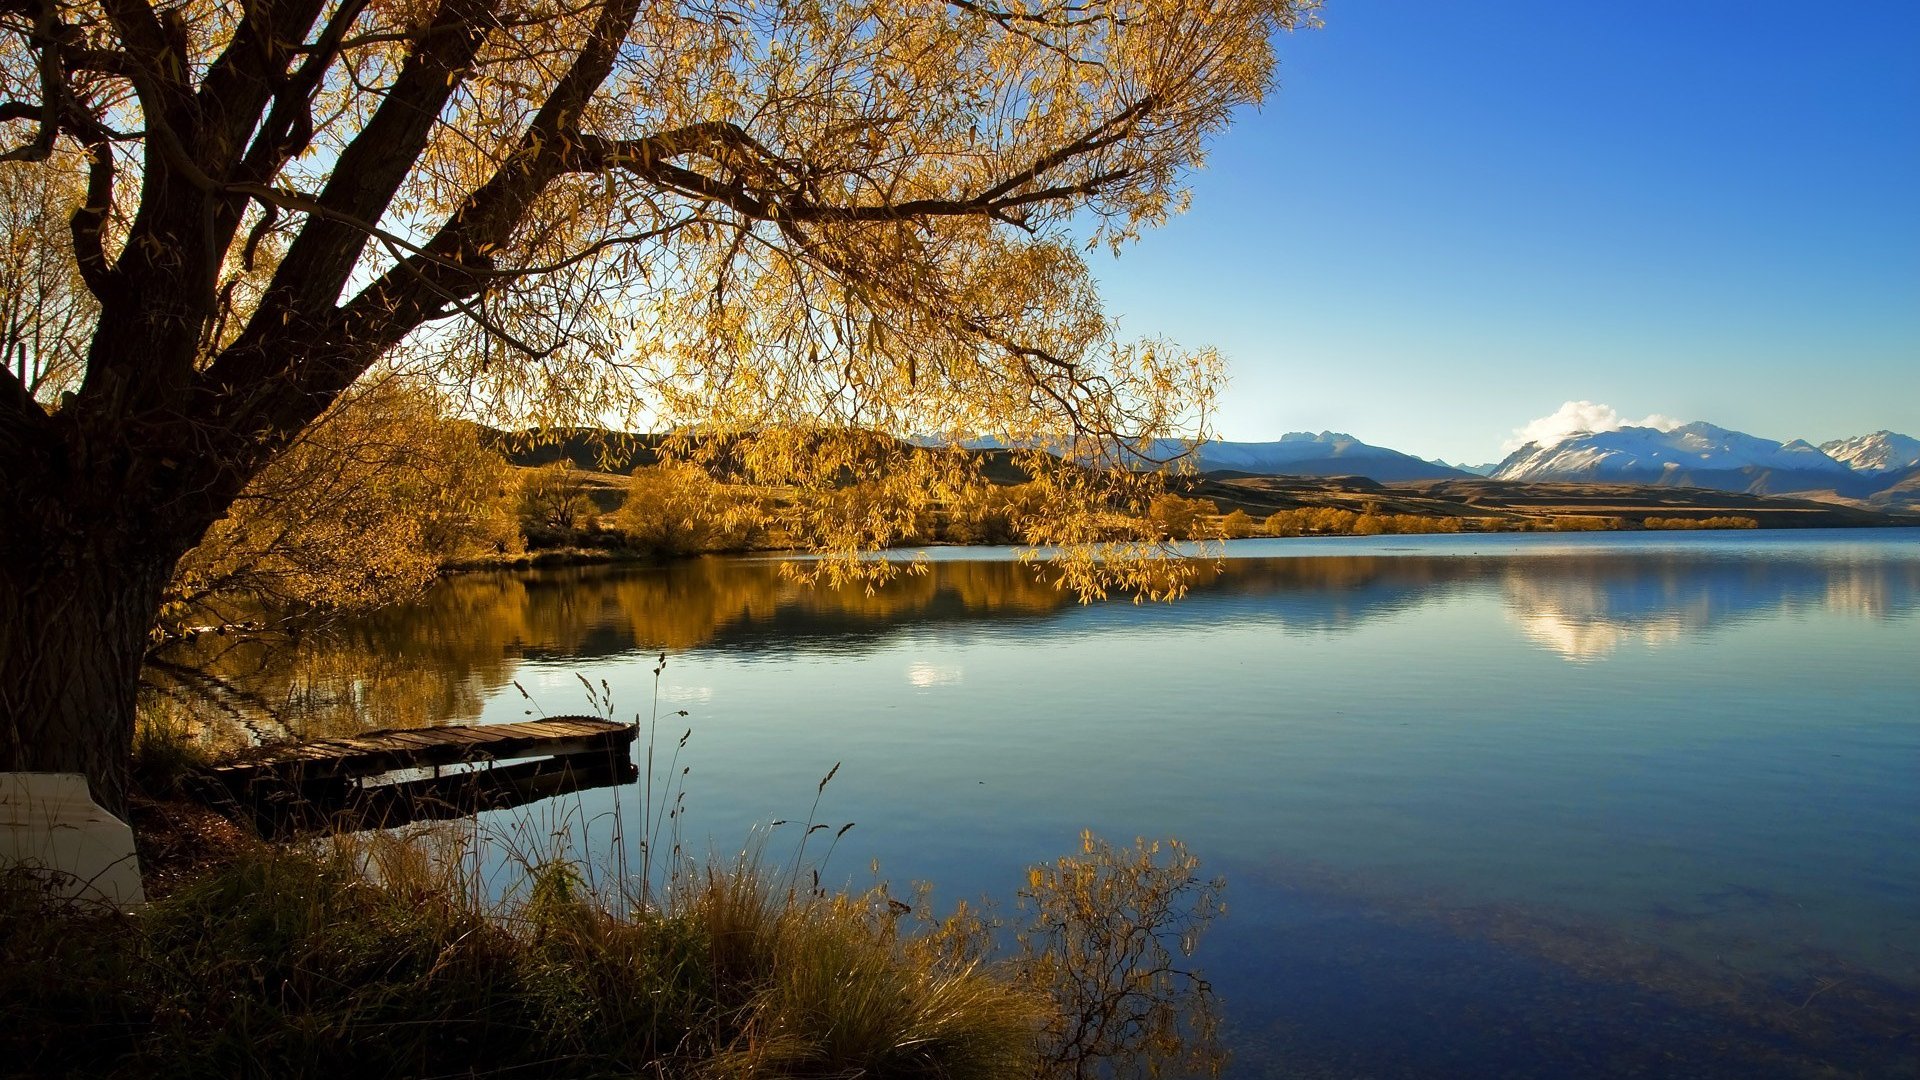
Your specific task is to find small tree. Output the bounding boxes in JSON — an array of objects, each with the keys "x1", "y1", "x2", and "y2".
[
  {"x1": 1263, "y1": 509, "x2": 1305, "y2": 537},
  {"x1": 1219, "y1": 508, "x2": 1253, "y2": 538},
  {"x1": 1146, "y1": 494, "x2": 1216, "y2": 541},
  {"x1": 517, "y1": 462, "x2": 599, "y2": 538},
  {"x1": 616, "y1": 460, "x2": 743, "y2": 554},
  {"x1": 1016, "y1": 833, "x2": 1227, "y2": 1079}
]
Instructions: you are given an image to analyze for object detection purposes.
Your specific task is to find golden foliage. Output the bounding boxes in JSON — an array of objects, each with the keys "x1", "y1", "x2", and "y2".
[
  {"x1": 616, "y1": 460, "x2": 759, "y2": 554},
  {"x1": 1144, "y1": 493, "x2": 1218, "y2": 541},
  {"x1": 1015, "y1": 832, "x2": 1227, "y2": 1079},
  {"x1": 0, "y1": 160, "x2": 91, "y2": 401},
  {"x1": 3, "y1": 0, "x2": 1328, "y2": 613},
  {"x1": 1262, "y1": 507, "x2": 1464, "y2": 537},
  {"x1": 518, "y1": 462, "x2": 602, "y2": 536},
  {"x1": 1550, "y1": 515, "x2": 1621, "y2": 532},
  {"x1": 942, "y1": 481, "x2": 1050, "y2": 545},
  {"x1": 1643, "y1": 515, "x2": 1760, "y2": 530},
  {"x1": 163, "y1": 377, "x2": 520, "y2": 637}
]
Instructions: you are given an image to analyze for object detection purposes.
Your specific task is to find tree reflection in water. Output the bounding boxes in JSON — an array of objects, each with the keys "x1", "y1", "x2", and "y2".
[{"x1": 148, "y1": 542, "x2": 1920, "y2": 739}]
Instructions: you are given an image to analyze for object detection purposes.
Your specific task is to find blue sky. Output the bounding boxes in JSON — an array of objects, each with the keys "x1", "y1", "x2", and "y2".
[{"x1": 1090, "y1": 2, "x2": 1920, "y2": 464}]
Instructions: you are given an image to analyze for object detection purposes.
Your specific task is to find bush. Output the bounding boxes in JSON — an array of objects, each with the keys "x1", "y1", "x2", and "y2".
[
  {"x1": 518, "y1": 461, "x2": 600, "y2": 536},
  {"x1": 1260, "y1": 507, "x2": 1463, "y2": 537},
  {"x1": 616, "y1": 461, "x2": 756, "y2": 555},
  {"x1": 943, "y1": 483, "x2": 1047, "y2": 545},
  {"x1": 1218, "y1": 508, "x2": 1255, "y2": 539},
  {"x1": 1146, "y1": 494, "x2": 1218, "y2": 540},
  {"x1": 1550, "y1": 516, "x2": 1621, "y2": 532},
  {"x1": 1643, "y1": 515, "x2": 1760, "y2": 530},
  {"x1": 1015, "y1": 833, "x2": 1227, "y2": 1079}
]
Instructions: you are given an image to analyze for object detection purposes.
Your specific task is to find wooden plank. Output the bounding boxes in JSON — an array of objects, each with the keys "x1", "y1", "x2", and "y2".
[{"x1": 206, "y1": 717, "x2": 636, "y2": 789}]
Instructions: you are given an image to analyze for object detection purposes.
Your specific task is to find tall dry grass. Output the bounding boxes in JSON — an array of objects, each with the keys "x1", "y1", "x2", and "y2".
[{"x1": 15, "y1": 661, "x2": 1231, "y2": 1077}]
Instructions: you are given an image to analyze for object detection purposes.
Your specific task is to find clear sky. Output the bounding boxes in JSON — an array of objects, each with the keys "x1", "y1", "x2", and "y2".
[{"x1": 1089, "y1": 1, "x2": 1920, "y2": 465}]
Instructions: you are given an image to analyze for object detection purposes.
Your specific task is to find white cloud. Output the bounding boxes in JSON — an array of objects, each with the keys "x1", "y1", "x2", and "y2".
[{"x1": 1503, "y1": 401, "x2": 1683, "y2": 452}]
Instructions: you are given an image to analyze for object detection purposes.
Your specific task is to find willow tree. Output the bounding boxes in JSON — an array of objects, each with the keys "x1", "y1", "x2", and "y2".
[{"x1": 0, "y1": 0, "x2": 1317, "y2": 809}]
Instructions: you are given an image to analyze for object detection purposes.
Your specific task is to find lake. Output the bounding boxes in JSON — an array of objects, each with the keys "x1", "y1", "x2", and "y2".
[{"x1": 167, "y1": 529, "x2": 1920, "y2": 1078}]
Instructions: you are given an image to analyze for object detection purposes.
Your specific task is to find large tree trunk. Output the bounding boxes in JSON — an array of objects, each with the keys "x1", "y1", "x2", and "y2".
[{"x1": 0, "y1": 491, "x2": 182, "y2": 818}]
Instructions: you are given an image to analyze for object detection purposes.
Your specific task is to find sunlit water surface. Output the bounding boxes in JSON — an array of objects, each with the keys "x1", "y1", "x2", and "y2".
[{"x1": 177, "y1": 529, "x2": 1920, "y2": 1078}]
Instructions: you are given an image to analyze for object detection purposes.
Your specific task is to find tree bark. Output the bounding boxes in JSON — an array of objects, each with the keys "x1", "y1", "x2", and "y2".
[{"x1": 0, "y1": 470, "x2": 182, "y2": 818}]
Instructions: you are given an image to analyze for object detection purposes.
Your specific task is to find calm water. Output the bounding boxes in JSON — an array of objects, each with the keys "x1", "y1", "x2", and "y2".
[{"x1": 172, "y1": 529, "x2": 1920, "y2": 1077}]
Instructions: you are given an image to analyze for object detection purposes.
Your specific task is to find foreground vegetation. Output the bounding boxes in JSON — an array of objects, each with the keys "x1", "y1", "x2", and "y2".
[
  {"x1": 83, "y1": 648, "x2": 1230, "y2": 1080},
  {"x1": 3, "y1": 811, "x2": 1223, "y2": 1080}
]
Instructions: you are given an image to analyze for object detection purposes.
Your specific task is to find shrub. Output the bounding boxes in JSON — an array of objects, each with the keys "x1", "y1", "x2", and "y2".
[
  {"x1": 1643, "y1": 515, "x2": 1760, "y2": 530},
  {"x1": 1550, "y1": 516, "x2": 1621, "y2": 532},
  {"x1": 518, "y1": 461, "x2": 599, "y2": 536},
  {"x1": 1015, "y1": 833, "x2": 1227, "y2": 1079},
  {"x1": 1146, "y1": 494, "x2": 1218, "y2": 540},
  {"x1": 1260, "y1": 507, "x2": 1463, "y2": 537},
  {"x1": 617, "y1": 461, "x2": 756, "y2": 555},
  {"x1": 943, "y1": 483, "x2": 1048, "y2": 545}
]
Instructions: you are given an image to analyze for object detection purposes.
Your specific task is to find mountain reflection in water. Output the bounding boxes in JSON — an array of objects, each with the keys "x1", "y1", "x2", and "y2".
[{"x1": 152, "y1": 533, "x2": 1920, "y2": 737}]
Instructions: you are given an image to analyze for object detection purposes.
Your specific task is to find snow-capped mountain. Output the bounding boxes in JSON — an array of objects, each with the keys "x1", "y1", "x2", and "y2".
[
  {"x1": 1820, "y1": 431, "x2": 1920, "y2": 474},
  {"x1": 1492, "y1": 422, "x2": 1875, "y2": 496},
  {"x1": 1141, "y1": 432, "x2": 1470, "y2": 483}
]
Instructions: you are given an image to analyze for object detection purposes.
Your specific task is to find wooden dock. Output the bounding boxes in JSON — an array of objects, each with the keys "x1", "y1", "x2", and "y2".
[{"x1": 199, "y1": 716, "x2": 639, "y2": 837}]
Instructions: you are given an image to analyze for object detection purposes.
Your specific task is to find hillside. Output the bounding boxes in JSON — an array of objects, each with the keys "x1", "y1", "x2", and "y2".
[{"x1": 1186, "y1": 474, "x2": 1912, "y2": 531}]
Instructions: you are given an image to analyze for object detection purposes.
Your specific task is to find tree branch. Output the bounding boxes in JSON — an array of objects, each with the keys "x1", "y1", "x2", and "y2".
[
  {"x1": 0, "y1": 0, "x2": 66, "y2": 163},
  {"x1": 557, "y1": 96, "x2": 1152, "y2": 226},
  {"x1": 244, "y1": 0, "x2": 502, "y2": 317},
  {"x1": 68, "y1": 116, "x2": 118, "y2": 300}
]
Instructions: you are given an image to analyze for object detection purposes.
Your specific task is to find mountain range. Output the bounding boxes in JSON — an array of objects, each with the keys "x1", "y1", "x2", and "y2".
[
  {"x1": 1819, "y1": 430, "x2": 1920, "y2": 474},
  {"x1": 1491, "y1": 424, "x2": 1920, "y2": 507},
  {"x1": 1171, "y1": 427, "x2": 1920, "y2": 512},
  {"x1": 1142, "y1": 431, "x2": 1469, "y2": 483}
]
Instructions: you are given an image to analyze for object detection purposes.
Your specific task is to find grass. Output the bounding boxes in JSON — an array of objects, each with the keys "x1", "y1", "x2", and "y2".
[
  {"x1": 10, "y1": 724, "x2": 1223, "y2": 1080},
  {"x1": 55, "y1": 673, "x2": 1228, "y2": 1078},
  {"x1": 0, "y1": 833, "x2": 1048, "y2": 1080}
]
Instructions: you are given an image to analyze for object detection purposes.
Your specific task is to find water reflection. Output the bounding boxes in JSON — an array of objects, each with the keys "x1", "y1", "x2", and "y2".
[
  {"x1": 151, "y1": 534, "x2": 1920, "y2": 737},
  {"x1": 1496, "y1": 551, "x2": 1920, "y2": 659}
]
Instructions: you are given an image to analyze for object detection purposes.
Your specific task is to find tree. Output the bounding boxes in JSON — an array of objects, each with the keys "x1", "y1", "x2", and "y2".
[
  {"x1": 0, "y1": 0, "x2": 1319, "y2": 810},
  {"x1": 1145, "y1": 492, "x2": 1215, "y2": 541},
  {"x1": 616, "y1": 459, "x2": 750, "y2": 554},
  {"x1": 516, "y1": 460, "x2": 599, "y2": 537}
]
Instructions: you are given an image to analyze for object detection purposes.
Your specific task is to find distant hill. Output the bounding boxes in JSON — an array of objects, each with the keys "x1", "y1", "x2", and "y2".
[
  {"x1": 1864, "y1": 465, "x2": 1920, "y2": 514},
  {"x1": 1187, "y1": 474, "x2": 1912, "y2": 531},
  {"x1": 1136, "y1": 432, "x2": 1471, "y2": 483},
  {"x1": 1430, "y1": 460, "x2": 1501, "y2": 476},
  {"x1": 477, "y1": 426, "x2": 666, "y2": 471}
]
